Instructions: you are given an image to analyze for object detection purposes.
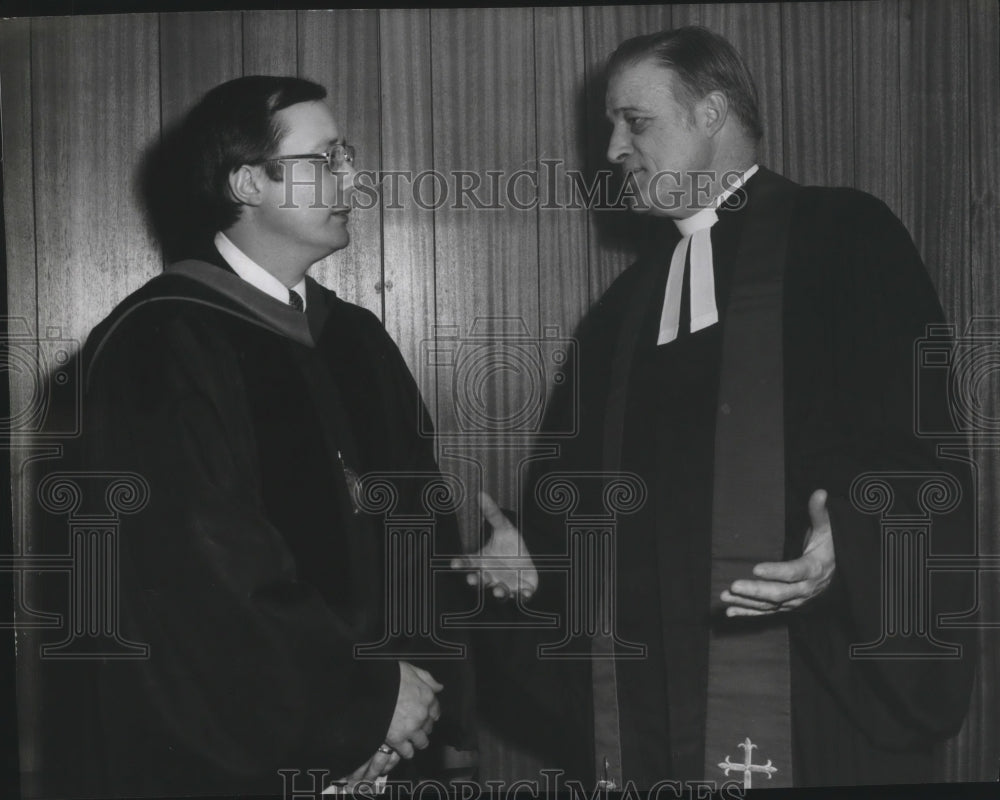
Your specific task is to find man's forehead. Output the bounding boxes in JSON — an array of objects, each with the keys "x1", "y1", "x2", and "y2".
[
  {"x1": 275, "y1": 100, "x2": 341, "y2": 148},
  {"x1": 605, "y1": 60, "x2": 678, "y2": 113}
]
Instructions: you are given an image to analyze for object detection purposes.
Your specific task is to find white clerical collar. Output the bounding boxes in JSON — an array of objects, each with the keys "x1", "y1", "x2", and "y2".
[
  {"x1": 656, "y1": 164, "x2": 759, "y2": 346},
  {"x1": 214, "y1": 231, "x2": 307, "y2": 310},
  {"x1": 714, "y1": 163, "x2": 758, "y2": 210}
]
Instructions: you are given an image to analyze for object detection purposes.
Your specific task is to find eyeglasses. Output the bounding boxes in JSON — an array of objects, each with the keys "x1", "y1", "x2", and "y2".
[{"x1": 258, "y1": 143, "x2": 355, "y2": 174}]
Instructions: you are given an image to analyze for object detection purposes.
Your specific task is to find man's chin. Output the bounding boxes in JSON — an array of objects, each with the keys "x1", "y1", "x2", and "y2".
[
  {"x1": 312, "y1": 234, "x2": 350, "y2": 263},
  {"x1": 626, "y1": 198, "x2": 680, "y2": 219},
  {"x1": 624, "y1": 195, "x2": 655, "y2": 215}
]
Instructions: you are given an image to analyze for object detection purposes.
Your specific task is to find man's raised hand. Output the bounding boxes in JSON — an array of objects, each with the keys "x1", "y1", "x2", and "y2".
[
  {"x1": 450, "y1": 491, "x2": 539, "y2": 601},
  {"x1": 721, "y1": 489, "x2": 836, "y2": 616}
]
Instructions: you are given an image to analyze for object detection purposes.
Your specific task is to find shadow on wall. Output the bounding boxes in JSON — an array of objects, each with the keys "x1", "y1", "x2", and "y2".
[
  {"x1": 9, "y1": 339, "x2": 110, "y2": 799},
  {"x1": 136, "y1": 117, "x2": 216, "y2": 266}
]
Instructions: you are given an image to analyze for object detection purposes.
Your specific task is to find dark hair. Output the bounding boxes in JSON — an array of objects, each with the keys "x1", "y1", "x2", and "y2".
[
  {"x1": 181, "y1": 75, "x2": 328, "y2": 233},
  {"x1": 607, "y1": 26, "x2": 763, "y2": 142}
]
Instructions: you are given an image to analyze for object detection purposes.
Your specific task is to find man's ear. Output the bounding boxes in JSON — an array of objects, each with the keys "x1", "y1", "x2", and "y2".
[
  {"x1": 699, "y1": 90, "x2": 729, "y2": 138},
  {"x1": 228, "y1": 164, "x2": 265, "y2": 207}
]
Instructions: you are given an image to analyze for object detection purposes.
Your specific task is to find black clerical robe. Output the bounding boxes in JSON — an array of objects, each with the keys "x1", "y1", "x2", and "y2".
[
  {"x1": 479, "y1": 167, "x2": 976, "y2": 788},
  {"x1": 64, "y1": 254, "x2": 473, "y2": 798}
]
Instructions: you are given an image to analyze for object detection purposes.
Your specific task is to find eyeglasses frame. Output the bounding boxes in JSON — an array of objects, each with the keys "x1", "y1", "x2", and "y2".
[{"x1": 256, "y1": 143, "x2": 356, "y2": 174}]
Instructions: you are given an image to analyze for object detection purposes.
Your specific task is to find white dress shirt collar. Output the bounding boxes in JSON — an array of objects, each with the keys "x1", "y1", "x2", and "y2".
[{"x1": 213, "y1": 231, "x2": 307, "y2": 310}]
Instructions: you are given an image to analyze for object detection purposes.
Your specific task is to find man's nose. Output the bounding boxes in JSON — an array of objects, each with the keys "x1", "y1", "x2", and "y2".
[
  {"x1": 336, "y1": 162, "x2": 358, "y2": 189},
  {"x1": 329, "y1": 163, "x2": 357, "y2": 205},
  {"x1": 606, "y1": 124, "x2": 631, "y2": 164}
]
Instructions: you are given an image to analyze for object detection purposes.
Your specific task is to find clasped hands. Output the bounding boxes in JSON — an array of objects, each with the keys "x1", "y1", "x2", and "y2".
[
  {"x1": 451, "y1": 489, "x2": 835, "y2": 616},
  {"x1": 337, "y1": 661, "x2": 442, "y2": 789}
]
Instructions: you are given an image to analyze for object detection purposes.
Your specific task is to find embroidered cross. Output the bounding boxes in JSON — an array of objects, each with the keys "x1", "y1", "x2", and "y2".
[
  {"x1": 596, "y1": 757, "x2": 617, "y2": 791},
  {"x1": 718, "y1": 737, "x2": 777, "y2": 789}
]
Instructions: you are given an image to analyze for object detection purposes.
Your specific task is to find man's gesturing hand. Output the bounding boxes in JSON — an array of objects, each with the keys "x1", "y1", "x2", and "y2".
[
  {"x1": 384, "y1": 662, "x2": 443, "y2": 759},
  {"x1": 450, "y1": 491, "x2": 539, "y2": 601},
  {"x1": 721, "y1": 489, "x2": 836, "y2": 616}
]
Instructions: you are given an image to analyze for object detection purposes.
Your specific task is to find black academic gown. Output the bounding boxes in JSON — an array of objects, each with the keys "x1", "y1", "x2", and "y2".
[
  {"x1": 479, "y1": 167, "x2": 976, "y2": 788},
  {"x1": 54, "y1": 252, "x2": 473, "y2": 798}
]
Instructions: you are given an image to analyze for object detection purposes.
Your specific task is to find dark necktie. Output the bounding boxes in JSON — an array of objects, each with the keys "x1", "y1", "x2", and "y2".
[{"x1": 288, "y1": 288, "x2": 304, "y2": 311}]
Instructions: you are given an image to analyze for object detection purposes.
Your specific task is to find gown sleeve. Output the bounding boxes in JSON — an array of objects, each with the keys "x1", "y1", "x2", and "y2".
[{"x1": 787, "y1": 192, "x2": 978, "y2": 748}]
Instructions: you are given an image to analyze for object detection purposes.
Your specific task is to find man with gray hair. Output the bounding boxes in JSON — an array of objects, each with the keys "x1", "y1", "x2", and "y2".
[{"x1": 470, "y1": 26, "x2": 976, "y2": 789}]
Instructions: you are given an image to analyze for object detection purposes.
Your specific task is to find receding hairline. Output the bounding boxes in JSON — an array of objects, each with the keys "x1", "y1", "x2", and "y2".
[{"x1": 604, "y1": 56, "x2": 700, "y2": 113}]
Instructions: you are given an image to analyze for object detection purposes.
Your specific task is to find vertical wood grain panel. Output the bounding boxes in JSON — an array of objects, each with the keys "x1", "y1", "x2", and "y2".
[
  {"x1": 467, "y1": 7, "x2": 587, "y2": 782},
  {"x1": 969, "y1": 0, "x2": 1000, "y2": 326},
  {"x1": 2, "y1": 20, "x2": 37, "y2": 337},
  {"x1": 956, "y1": 0, "x2": 1000, "y2": 783},
  {"x1": 32, "y1": 15, "x2": 161, "y2": 346},
  {"x1": 2, "y1": 18, "x2": 39, "y2": 440},
  {"x1": 298, "y1": 10, "x2": 383, "y2": 318},
  {"x1": 430, "y1": 7, "x2": 540, "y2": 516},
  {"x1": 27, "y1": 20, "x2": 160, "y2": 786},
  {"x1": 897, "y1": 1, "x2": 917, "y2": 239},
  {"x1": 378, "y1": 9, "x2": 438, "y2": 450},
  {"x1": 0, "y1": 17, "x2": 39, "y2": 785},
  {"x1": 583, "y1": 4, "x2": 673, "y2": 302},
  {"x1": 535, "y1": 6, "x2": 591, "y2": 343},
  {"x1": 670, "y1": 4, "x2": 785, "y2": 175},
  {"x1": 852, "y1": 0, "x2": 903, "y2": 217},
  {"x1": 583, "y1": 5, "x2": 677, "y2": 71},
  {"x1": 780, "y1": 2, "x2": 854, "y2": 186},
  {"x1": 900, "y1": 0, "x2": 971, "y2": 324},
  {"x1": 155, "y1": 12, "x2": 241, "y2": 267},
  {"x1": 159, "y1": 12, "x2": 242, "y2": 132},
  {"x1": 242, "y1": 10, "x2": 297, "y2": 77}
]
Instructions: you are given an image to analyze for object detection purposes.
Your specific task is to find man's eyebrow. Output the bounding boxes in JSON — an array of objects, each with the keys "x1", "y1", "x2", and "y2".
[
  {"x1": 606, "y1": 105, "x2": 647, "y2": 121},
  {"x1": 310, "y1": 136, "x2": 342, "y2": 151}
]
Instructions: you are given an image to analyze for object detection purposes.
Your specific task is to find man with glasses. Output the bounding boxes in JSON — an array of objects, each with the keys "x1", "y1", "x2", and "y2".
[{"x1": 72, "y1": 76, "x2": 472, "y2": 798}]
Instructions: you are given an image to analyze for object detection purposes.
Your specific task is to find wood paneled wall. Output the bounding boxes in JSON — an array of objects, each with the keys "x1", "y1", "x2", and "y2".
[{"x1": 2, "y1": 2, "x2": 998, "y2": 787}]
